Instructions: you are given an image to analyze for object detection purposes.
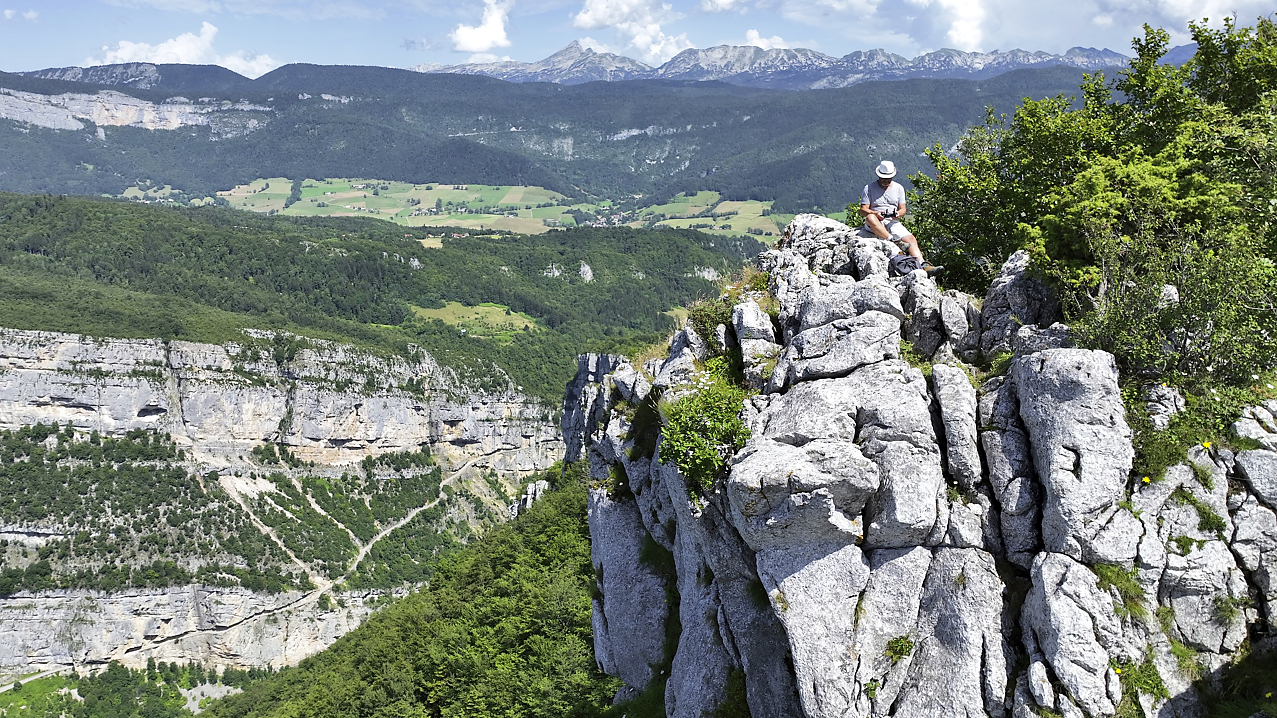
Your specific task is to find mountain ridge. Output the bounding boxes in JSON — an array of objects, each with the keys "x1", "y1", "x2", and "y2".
[{"x1": 411, "y1": 40, "x2": 1133, "y2": 89}]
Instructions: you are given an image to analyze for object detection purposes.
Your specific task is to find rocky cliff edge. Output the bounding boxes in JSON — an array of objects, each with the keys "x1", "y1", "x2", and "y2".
[{"x1": 567, "y1": 214, "x2": 1276, "y2": 718}]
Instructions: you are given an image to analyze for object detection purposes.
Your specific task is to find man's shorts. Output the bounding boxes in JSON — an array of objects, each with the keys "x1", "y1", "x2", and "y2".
[{"x1": 865, "y1": 218, "x2": 913, "y2": 242}]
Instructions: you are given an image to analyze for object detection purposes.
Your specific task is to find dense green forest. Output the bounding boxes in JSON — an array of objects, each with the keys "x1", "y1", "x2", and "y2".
[
  {"x1": 204, "y1": 462, "x2": 623, "y2": 718},
  {"x1": 0, "y1": 66, "x2": 1089, "y2": 212},
  {"x1": 0, "y1": 194, "x2": 759, "y2": 400},
  {"x1": 0, "y1": 661, "x2": 276, "y2": 718}
]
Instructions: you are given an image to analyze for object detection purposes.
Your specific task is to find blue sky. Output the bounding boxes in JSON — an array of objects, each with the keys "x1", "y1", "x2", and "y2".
[{"x1": 1, "y1": 0, "x2": 1273, "y2": 77}]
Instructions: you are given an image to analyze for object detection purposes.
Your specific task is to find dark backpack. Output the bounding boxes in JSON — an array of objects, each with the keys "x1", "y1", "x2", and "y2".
[{"x1": 889, "y1": 253, "x2": 924, "y2": 277}]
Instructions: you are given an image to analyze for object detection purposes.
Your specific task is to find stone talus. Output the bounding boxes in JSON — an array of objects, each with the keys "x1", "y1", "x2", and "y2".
[{"x1": 565, "y1": 214, "x2": 1272, "y2": 718}]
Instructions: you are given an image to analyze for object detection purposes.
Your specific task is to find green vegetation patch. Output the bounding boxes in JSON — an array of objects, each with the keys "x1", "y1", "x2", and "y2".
[
  {"x1": 885, "y1": 636, "x2": 914, "y2": 665},
  {"x1": 1093, "y1": 564, "x2": 1148, "y2": 620},
  {"x1": 0, "y1": 194, "x2": 760, "y2": 402},
  {"x1": 660, "y1": 356, "x2": 752, "y2": 497},
  {"x1": 205, "y1": 462, "x2": 622, "y2": 718}
]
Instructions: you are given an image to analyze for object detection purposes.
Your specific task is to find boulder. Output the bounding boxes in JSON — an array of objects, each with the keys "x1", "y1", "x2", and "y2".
[
  {"x1": 1011, "y1": 349, "x2": 1133, "y2": 561},
  {"x1": 980, "y1": 249, "x2": 1061, "y2": 357},
  {"x1": 931, "y1": 364, "x2": 982, "y2": 491},
  {"x1": 768, "y1": 311, "x2": 900, "y2": 391}
]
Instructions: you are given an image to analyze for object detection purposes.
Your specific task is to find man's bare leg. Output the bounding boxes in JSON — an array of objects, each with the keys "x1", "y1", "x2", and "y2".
[
  {"x1": 864, "y1": 213, "x2": 891, "y2": 240},
  {"x1": 900, "y1": 233, "x2": 925, "y2": 262}
]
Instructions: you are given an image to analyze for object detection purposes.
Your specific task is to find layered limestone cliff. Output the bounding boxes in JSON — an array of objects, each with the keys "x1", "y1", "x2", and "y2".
[
  {"x1": 0, "y1": 87, "x2": 269, "y2": 134},
  {"x1": 0, "y1": 327, "x2": 560, "y2": 472},
  {"x1": 570, "y1": 214, "x2": 1275, "y2": 718},
  {"x1": 0, "y1": 327, "x2": 561, "y2": 683}
]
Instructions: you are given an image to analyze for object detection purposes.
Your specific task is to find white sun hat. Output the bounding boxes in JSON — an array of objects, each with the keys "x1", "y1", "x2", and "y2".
[{"x1": 875, "y1": 160, "x2": 897, "y2": 178}]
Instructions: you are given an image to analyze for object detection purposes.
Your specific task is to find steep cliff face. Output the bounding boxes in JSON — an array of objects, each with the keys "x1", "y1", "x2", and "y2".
[
  {"x1": 0, "y1": 327, "x2": 560, "y2": 472},
  {"x1": 571, "y1": 215, "x2": 1275, "y2": 718},
  {"x1": 0, "y1": 327, "x2": 562, "y2": 683}
]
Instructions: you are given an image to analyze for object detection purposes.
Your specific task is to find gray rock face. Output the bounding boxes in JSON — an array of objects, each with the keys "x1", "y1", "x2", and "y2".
[
  {"x1": 733, "y1": 300, "x2": 782, "y2": 390},
  {"x1": 569, "y1": 217, "x2": 1267, "y2": 718},
  {"x1": 0, "y1": 327, "x2": 567, "y2": 683},
  {"x1": 1023, "y1": 552, "x2": 1124, "y2": 718},
  {"x1": 0, "y1": 328, "x2": 563, "y2": 473},
  {"x1": 0, "y1": 586, "x2": 381, "y2": 682},
  {"x1": 980, "y1": 250, "x2": 1061, "y2": 357},
  {"x1": 1012, "y1": 349, "x2": 1133, "y2": 561},
  {"x1": 588, "y1": 489, "x2": 669, "y2": 690},
  {"x1": 769, "y1": 311, "x2": 901, "y2": 390},
  {"x1": 932, "y1": 364, "x2": 981, "y2": 491}
]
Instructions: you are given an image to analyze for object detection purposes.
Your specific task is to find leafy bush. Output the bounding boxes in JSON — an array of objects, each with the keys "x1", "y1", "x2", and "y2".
[
  {"x1": 660, "y1": 379, "x2": 751, "y2": 496},
  {"x1": 885, "y1": 636, "x2": 914, "y2": 664},
  {"x1": 909, "y1": 18, "x2": 1277, "y2": 391}
]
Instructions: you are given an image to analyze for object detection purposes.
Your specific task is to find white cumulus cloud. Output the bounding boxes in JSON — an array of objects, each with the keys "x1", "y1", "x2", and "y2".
[
  {"x1": 701, "y1": 0, "x2": 747, "y2": 11},
  {"x1": 21, "y1": 8, "x2": 34, "y2": 18},
  {"x1": 745, "y1": 29, "x2": 787, "y2": 49},
  {"x1": 85, "y1": 22, "x2": 282, "y2": 78},
  {"x1": 573, "y1": 0, "x2": 693, "y2": 64},
  {"x1": 3, "y1": 8, "x2": 38, "y2": 20},
  {"x1": 450, "y1": 0, "x2": 513, "y2": 53},
  {"x1": 936, "y1": 0, "x2": 984, "y2": 51}
]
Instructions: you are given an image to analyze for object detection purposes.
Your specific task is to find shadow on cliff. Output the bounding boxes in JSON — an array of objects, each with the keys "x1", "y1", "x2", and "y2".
[{"x1": 1203, "y1": 638, "x2": 1277, "y2": 718}]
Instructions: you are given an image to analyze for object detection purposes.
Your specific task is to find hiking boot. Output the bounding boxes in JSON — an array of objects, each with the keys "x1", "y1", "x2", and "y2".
[{"x1": 923, "y1": 263, "x2": 945, "y2": 278}]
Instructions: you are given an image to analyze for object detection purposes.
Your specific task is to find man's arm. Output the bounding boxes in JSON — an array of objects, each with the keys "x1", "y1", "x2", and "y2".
[
  {"x1": 896, "y1": 200, "x2": 906, "y2": 219},
  {"x1": 859, "y1": 202, "x2": 877, "y2": 218}
]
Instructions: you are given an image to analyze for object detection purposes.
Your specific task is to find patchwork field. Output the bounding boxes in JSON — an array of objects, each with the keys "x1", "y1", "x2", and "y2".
[
  {"x1": 215, "y1": 179, "x2": 575, "y2": 234},
  {"x1": 162, "y1": 179, "x2": 815, "y2": 240}
]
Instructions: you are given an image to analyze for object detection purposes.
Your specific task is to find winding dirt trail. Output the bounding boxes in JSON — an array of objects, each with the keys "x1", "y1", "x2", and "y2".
[{"x1": 103, "y1": 458, "x2": 482, "y2": 662}]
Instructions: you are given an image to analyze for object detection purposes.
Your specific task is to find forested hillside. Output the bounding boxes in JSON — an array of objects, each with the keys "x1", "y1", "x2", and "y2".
[
  {"x1": 0, "y1": 194, "x2": 759, "y2": 400},
  {"x1": 0, "y1": 66, "x2": 1089, "y2": 212},
  {"x1": 205, "y1": 462, "x2": 621, "y2": 718}
]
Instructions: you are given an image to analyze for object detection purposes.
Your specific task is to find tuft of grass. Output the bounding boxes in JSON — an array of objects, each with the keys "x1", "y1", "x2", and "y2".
[
  {"x1": 1170, "y1": 487, "x2": 1227, "y2": 536},
  {"x1": 1214, "y1": 595, "x2": 1251, "y2": 625},
  {"x1": 1169, "y1": 535, "x2": 1197, "y2": 555},
  {"x1": 864, "y1": 678, "x2": 880, "y2": 700},
  {"x1": 885, "y1": 635, "x2": 914, "y2": 664},
  {"x1": 1112, "y1": 649, "x2": 1169, "y2": 718},
  {"x1": 1190, "y1": 461, "x2": 1216, "y2": 491},
  {"x1": 1169, "y1": 640, "x2": 1203, "y2": 680},
  {"x1": 1093, "y1": 564, "x2": 1148, "y2": 619},
  {"x1": 900, "y1": 339, "x2": 933, "y2": 378}
]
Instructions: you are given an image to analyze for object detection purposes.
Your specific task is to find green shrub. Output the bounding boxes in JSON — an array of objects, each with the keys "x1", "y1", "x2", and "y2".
[
  {"x1": 661, "y1": 381, "x2": 751, "y2": 496},
  {"x1": 688, "y1": 298, "x2": 734, "y2": 352},
  {"x1": 885, "y1": 636, "x2": 914, "y2": 664}
]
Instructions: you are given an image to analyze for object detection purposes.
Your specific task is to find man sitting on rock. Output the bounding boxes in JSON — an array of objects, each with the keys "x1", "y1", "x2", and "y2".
[{"x1": 860, "y1": 160, "x2": 943, "y2": 277}]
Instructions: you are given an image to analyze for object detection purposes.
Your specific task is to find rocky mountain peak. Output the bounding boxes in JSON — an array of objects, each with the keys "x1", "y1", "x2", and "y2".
[{"x1": 568, "y1": 214, "x2": 1275, "y2": 717}]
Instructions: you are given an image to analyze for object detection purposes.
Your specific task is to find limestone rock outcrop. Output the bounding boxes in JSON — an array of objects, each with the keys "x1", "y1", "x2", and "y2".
[
  {"x1": 566, "y1": 214, "x2": 1272, "y2": 718},
  {"x1": 0, "y1": 328, "x2": 561, "y2": 472}
]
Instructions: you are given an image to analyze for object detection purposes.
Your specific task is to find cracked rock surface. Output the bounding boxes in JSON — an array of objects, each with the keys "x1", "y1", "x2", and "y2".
[{"x1": 564, "y1": 214, "x2": 1271, "y2": 717}]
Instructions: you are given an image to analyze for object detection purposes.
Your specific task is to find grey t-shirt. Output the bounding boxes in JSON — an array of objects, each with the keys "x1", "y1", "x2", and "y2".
[{"x1": 861, "y1": 181, "x2": 906, "y2": 215}]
